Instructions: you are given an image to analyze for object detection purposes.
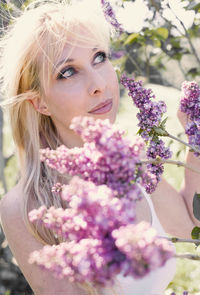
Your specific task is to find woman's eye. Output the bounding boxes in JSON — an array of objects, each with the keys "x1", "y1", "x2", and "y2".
[
  {"x1": 94, "y1": 51, "x2": 107, "y2": 64},
  {"x1": 57, "y1": 67, "x2": 76, "y2": 79}
]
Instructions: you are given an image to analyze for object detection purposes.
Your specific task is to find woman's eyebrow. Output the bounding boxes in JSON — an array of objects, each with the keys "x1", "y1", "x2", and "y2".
[
  {"x1": 55, "y1": 47, "x2": 98, "y2": 70},
  {"x1": 55, "y1": 57, "x2": 74, "y2": 69}
]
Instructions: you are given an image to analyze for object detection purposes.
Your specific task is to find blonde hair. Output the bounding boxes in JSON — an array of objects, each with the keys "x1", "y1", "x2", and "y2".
[{"x1": 0, "y1": 0, "x2": 115, "y2": 294}]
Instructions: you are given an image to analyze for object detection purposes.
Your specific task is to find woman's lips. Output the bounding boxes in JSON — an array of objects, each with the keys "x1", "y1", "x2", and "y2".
[{"x1": 88, "y1": 99, "x2": 113, "y2": 115}]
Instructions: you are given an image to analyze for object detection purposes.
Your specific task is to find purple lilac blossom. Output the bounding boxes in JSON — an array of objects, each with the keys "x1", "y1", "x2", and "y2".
[
  {"x1": 101, "y1": 0, "x2": 124, "y2": 33},
  {"x1": 120, "y1": 74, "x2": 172, "y2": 191},
  {"x1": 146, "y1": 139, "x2": 172, "y2": 160},
  {"x1": 145, "y1": 139, "x2": 172, "y2": 186},
  {"x1": 180, "y1": 81, "x2": 200, "y2": 122},
  {"x1": 185, "y1": 121, "x2": 198, "y2": 136},
  {"x1": 136, "y1": 101, "x2": 167, "y2": 134},
  {"x1": 110, "y1": 49, "x2": 125, "y2": 60},
  {"x1": 41, "y1": 117, "x2": 145, "y2": 198},
  {"x1": 120, "y1": 75, "x2": 167, "y2": 136},
  {"x1": 29, "y1": 177, "x2": 175, "y2": 285},
  {"x1": 140, "y1": 170, "x2": 160, "y2": 194},
  {"x1": 180, "y1": 81, "x2": 200, "y2": 156}
]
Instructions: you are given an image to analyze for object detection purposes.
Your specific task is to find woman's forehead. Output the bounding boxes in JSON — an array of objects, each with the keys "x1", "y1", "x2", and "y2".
[
  {"x1": 52, "y1": 31, "x2": 106, "y2": 64},
  {"x1": 37, "y1": 19, "x2": 109, "y2": 88},
  {"x1": 55, "y1": 43, "x2": 103, "y2": 67}
]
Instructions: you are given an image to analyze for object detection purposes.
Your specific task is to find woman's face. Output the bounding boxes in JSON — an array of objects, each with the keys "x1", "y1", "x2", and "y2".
[{"x1": 39, "y1": 41, "x2": 120, "y2": 148}]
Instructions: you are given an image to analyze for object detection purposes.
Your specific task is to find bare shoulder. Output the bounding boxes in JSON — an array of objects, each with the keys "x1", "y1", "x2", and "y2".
[
  {"x1": 0, "y1": 182, "x2": 24, "y2": 241},
  {"x1": 0, "y1": 183, "x2": 87, "y2": 295},
  {"x1": 0, "y1": 181, "x2": 22, "y2": 221}
]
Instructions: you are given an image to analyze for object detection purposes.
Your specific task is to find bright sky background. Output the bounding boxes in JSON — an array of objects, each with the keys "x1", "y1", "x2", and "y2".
[{"x1": 109, "y1": 0, "x2": 196, "y2": 33}]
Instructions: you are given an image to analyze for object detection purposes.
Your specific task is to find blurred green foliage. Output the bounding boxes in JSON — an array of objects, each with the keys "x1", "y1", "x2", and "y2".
[{"x1": 111, "y1": 0, "x2": 200, "y2": 86}]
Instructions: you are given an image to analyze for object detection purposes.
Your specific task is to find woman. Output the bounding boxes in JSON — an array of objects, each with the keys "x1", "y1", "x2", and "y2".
[{"x1": 0, "y1": 0, "x2": 196, "y2": 294}]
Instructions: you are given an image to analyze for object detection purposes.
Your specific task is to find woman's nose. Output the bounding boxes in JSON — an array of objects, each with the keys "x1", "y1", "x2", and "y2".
[{"x1": 87, "y1": 69, "x2": 107, "y2": 96}]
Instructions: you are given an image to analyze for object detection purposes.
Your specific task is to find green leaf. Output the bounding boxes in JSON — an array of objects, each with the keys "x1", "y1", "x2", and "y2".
[
  {"x1": 160, "y1": 117, "x2": 168, "y2": 128},
  {"x1": 176, "y1": 150, "x2": 181, "y2": 158},
  {"x1": 153, "y1": 127, "x2": 168, "y2": 136},
  {"x1": 191, "y1": 226, "x2": 200, "y2": 240},
  {"x1": 187, "y1": 67, "x2": 200, "y2": 78},
  {"x1": 193, "y1": 193, "x2": 200, "y2": 221},
  {"x1": 124, "y1": 33, "x2": 139, "y2": 45},
  {"x1": 173, "y1": 53, "x2": 182, "y2": 61},
  {"x1": 153, "y1": 39, "x2": 161, "y2": 48},
  {"x1": 156, "y1": 28, "x2": 169, "y2": 40},
  {"x1": 137, "y1": 128, "x2": 143, "y2": 135},
  {"x1": 170, "y1": 38, "x2": 180, "y2": 48}
]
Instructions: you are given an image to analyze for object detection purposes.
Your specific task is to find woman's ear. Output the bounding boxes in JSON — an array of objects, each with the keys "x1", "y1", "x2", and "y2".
[{"x1": 29, "y1": 95, "x2": 51, "y2": 116}]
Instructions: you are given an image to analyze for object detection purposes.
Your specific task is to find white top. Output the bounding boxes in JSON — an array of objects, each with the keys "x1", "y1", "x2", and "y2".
[{"x1": 102, "y1": 189, "x2": 176, "y2": 295}]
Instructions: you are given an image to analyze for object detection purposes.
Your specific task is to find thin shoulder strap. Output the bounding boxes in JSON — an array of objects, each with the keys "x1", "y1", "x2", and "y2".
[{"x1": 139, "y1": 185, "x2": 166, "y2": 234}]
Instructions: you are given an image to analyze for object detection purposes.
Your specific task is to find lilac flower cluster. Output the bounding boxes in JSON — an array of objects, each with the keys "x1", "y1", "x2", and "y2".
[
  {"x1": 144, "y1": 139, "x2": 172, "y2": 193},
  {"x1": 180, "y1": 81, "x2": 200, "y2": 121},
  {"x1": 141, "y1": 170, "x2": 159, "y2": 194},
  {"x1": 112, "y1": 222, "x2": 174, "y2": 278},
  {"x1": 146, "y1": 139, "x2": 172, "y2": 160},
  {"x1": 29, "y1": 239, "x2": 125, "y2": 285},
  {"x1": 101, "y1": 0, "x2": 124, "y2": 33},
  {"x1": 120, "y1": 75, "x2": 167, "y2": 139},
  {"x1": 29, "y1": 177, "x2": 136, "y2": 241},
  {"x1": 29, "y1": 177, "x2": 175, "y2": 285},
  {"x1": 41, "y1": 117, "x2": 144, "y2": 198},
  {"x1": 180, "y1": 81, "x2": 200, "y2": 156},
  {"x1": 120, "y1": 74, "x2": 171, "y2": 192}
]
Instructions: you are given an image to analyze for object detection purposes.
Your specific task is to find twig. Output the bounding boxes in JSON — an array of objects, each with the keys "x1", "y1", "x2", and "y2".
[
  {"x1": 160, "y1": 237, "x2": 200, "y2": 261},
  {"x1": 126, "y1": 53, "x2": 143, "y2": 76},
  {"x1": 167, "y1": 132, "x2": 200, "y2": 155},
  {"x1": 160, "y1": 236, "x2": 200, "y2": 245},
  {"x1": 175, "y1": 253, "x2": 200, "y2": 261},
  {"x1": 167, "y1": 1, "x2": 200, "y2": 67},
  {"x1": 150, "y1": 0, "x2": 200, "y2": 66}
]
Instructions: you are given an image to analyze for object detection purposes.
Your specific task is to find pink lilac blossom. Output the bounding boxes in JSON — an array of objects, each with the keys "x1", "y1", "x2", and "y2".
[
  {"x1": 51, "y1": 182, "x2": 64, "y2": 194},
  {"x1": 29, "y1": 177, "x2": 175, "y2": 285},
  {"x1": 29, "y1": 239, "x2": 125, "y2": 285},
  {"x1": 112, "y1": 222, "x2": 174, "y2": 278},
  {"x1": 180, "y1": 81, "x2": 200, "y2": 156},
  {"x1": 29, "y1": 177, "x2": 137, "y2": 241},
  {"x1": 40, "y1": 117, "x2": 145, "y2": 198},
  {"x1": 120, "y1": 74, "x2": 172, "y2": 192}
]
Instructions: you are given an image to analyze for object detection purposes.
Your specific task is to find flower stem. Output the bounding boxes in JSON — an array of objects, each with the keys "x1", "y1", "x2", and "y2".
[
  {"x1": 167, "y1": 132, "x2": 200, "y2": 155},
  {"x1": 160, "y1": 236, "x2": 200, "y2": 245},
  {"x1": 140, "y1": 159, "x2": 200, "y2": 175},
  {"x1": 160, "y1": 236, "x2": 200, "y2": 261},
  {"x1": 175, "y1": 253, "x2": 200, "y2": 261}
]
